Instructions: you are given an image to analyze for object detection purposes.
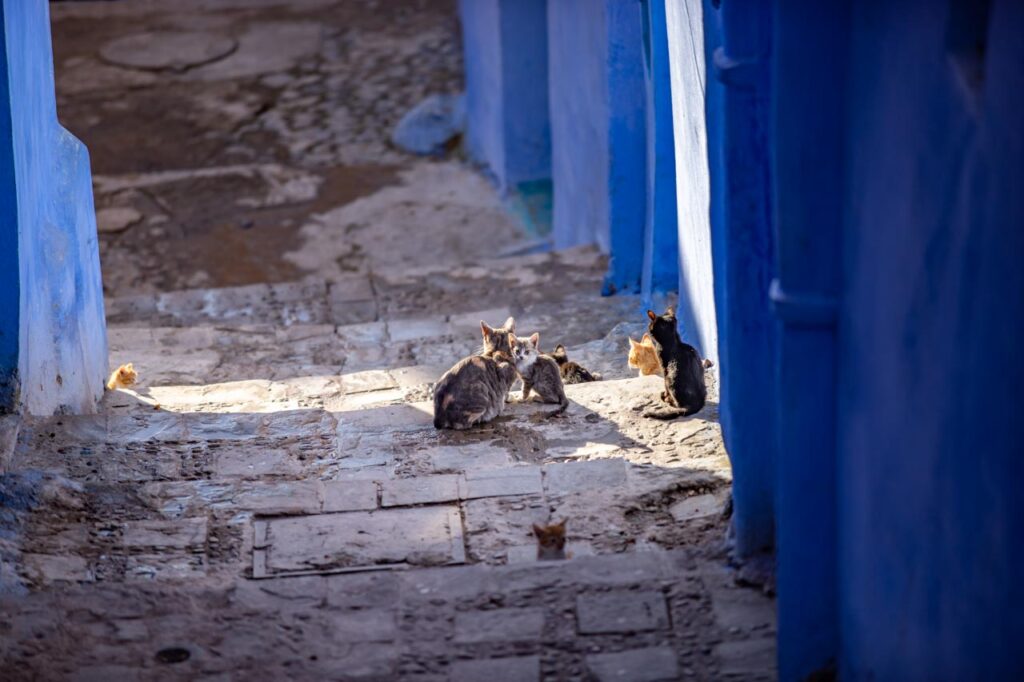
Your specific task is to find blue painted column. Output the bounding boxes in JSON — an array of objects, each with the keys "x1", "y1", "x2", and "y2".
[
  {"x1": 548, "y1": 0, "x2": 646, "y2": 295},
  {"x1": 459, "y1": 0, "x2": 550, "y2": 193},
  {"x1": 770, "y1": 0, "x2": 847, "y2": 677},
  {"x1": 639, "y1": 0, "x2": 679, "y2": 306},
  {"x1": 703, "y1": 0, "x2": 777, "y2": 560},
  {"x1": 0, "y1": 1, "x2": 107, "y2": 415}
]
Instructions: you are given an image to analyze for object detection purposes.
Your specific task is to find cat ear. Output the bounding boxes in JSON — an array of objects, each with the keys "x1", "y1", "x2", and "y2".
[
  {"x1": 554, "y1": 519, "x2": 567, "y2": 530},
  {"x1": 480, "y1": 321, "x2": 493, "y2": 337},
  {"x1": 664, "y1": 306, "x2": 676, "y2": 319},
  {"x1": 125, "y1": 363, "x2": 134, "y2": 371},
  {"x1": 532, "y1": 523, "x2": 544, "y2": 538},
  {"x1": 628, "y1": 338, "x2": 638, "y2": 348},
  {"x1": 555, "y1": 344, "x2": 565, "y2": 352},
  {"x1": 529, "y1": 332, "x2": 540, "y2": 347},
  {"x1": 503, "y1": 316, "x2": 516, "y2": 332},
  {"x1": 646, "y1": 310, "x2": 657, "y2": 322},
  {"x1": 641, "y1": 333, "x2": 652, "y2": 344}
]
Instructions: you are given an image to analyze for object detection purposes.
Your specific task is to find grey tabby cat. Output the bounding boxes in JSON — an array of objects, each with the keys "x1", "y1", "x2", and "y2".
[
  {"x1": 433, "y1": 318, "x2": 519, "y2": 430},
  {"x1": 512, "y1": 332, "x2": 569, "y2": 416}
]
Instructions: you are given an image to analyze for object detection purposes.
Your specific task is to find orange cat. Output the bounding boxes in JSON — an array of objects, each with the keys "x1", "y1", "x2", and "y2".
[
  {"x1": 627, "y1": 334, "x2": 662, "y2": 376},
  {"x1": 106, "y1": 363, "x2": 138, "y2": 390},
  {"x1": 532, "y1": 519, "x2": 567, "y2": 560}
]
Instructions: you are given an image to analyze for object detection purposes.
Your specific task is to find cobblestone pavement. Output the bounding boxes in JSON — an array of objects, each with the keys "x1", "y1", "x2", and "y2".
[{"x1": 0, "y1": 1, "x2": 776, "y2": 680}]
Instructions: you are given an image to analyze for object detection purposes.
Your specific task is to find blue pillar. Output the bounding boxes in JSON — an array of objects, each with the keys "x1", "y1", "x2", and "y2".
[
  {"x1": 0, "y1": 1, "x2": 107, "y2": 415},
  {"x1": 703, "y1": 0, "x2": 777, "y2": 559},
  {"x1": 640, "y1": 0, "x2": 679, "y2": 305},
  {"x1": 459, "y1": 0, "x2": 550, "y2": 193},
  {"x1": 770, "y1": 0, "x2": 846, "y2": 677},
  {"x1": 548, "y1": 0, "x2": 646, "y2": 295}
]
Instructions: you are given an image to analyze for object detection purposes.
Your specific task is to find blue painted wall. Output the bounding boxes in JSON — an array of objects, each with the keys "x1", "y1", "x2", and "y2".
[
  {"x1": 639, "y1": 0, "x2": 679, "y2": 305},
  {"x1": 700, "y1": 0, "x2": 777, "y2": 562},
  {"x1": 0, "y1": 0, "x2": 107, "y2": 415},
  {"x1": 835, "y1": 0, "x2": 1024, "y2": 677},
  {"x1": 663, "y1": 0, "x2": 717, "y2": 359},
  {"x1": 459, "y1": 0, "x2": 550, "y2": 193}
]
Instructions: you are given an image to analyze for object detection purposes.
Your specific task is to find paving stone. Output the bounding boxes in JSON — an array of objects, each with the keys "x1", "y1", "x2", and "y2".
[
  {"x1": 450, "y1": 656, "x2": 540, "y2": 682},
  {"x1": 335, "y1": 402, "x2": 433, "y2": 433},
  {"x1": 586, "y1": 647, "x2": 679, "y2": 682},
  {"x1": 715, "y1": 637, "x2": 776, "y2": 678},
  {"x1": 321, "y1": 479, "x2": 378, "y2": 512},
  {"x1": 389, "y1": 317, "x2": 453, "y2": 342},
  {"x1": 21, "y1": 553, "x2": 93, "y2": 583},
  {"x1": 454, "y1": 607, "x2": 545, "y2": 643},
  {"x1": 669, "y1": 493, "x2": 722, "y2": 522},
  {"x1": 448, "y1": 307, "x2": 513, "y2": 334},
  {"x1": 463, "y1": 466, "x2": 542, "y2": 499},
  {"x1": 327, "y1": 609, "x2": 397, "y2": 642},
  {"x1": 328, "y1": 274, "x2": 375, "y2": 302},
  {"x1": 100, "y1": 30, "x2": 237, "y2": 70},
  {"x1": 122, "y1": 517, "x2": 207, "y2": 550},
  {"x1": 255, "y1": 506, "x2": 463, "y2": 577},
  {"x1": 576, "y1": 590, "x2": 670, "y2": 634},
  {"x1": 381, "y1": 474, "x2": 461, "y2": 507},
  {"x1": 426, "y1": 443, "x2": 513, "y2": 474},
  {"x1": 339, "y1": 369, "x2": 398, "y2": 394},
  {"x1": 543, "y1": 458, "x2": 628, "y2": 495},
  {"x1": 388, "y1": 364, "x2": 446, "y2": 389},
  {"x1": 215, "y1": 448, "x2": 306, "y2": 479},
  {"x1": 235, "y1": 481, "x2": 321, "y2": 515}
]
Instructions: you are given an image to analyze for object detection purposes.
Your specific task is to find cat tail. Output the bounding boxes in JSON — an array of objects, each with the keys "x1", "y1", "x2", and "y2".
[
  {"x1": 546, "y1": 397, "x2": 569, "y2": 418},
  {"x1": 642, "y1": 406, "x2": 690, "y2": 420}
]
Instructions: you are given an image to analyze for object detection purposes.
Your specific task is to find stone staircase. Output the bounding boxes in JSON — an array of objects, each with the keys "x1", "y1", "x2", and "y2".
[{"x1": 0, "y1": 247, "x2": 775, "y2": 680}]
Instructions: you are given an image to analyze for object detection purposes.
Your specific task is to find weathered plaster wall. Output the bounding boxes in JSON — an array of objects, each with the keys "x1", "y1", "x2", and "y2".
[
  {"x1": 548, "y1": 0, "x2": 609, "y2": 252},
  {"x1": 836, "y1": 0, "x2": 1024, "y2": 677},
  {"x1": 459, "y1": 0, "x2": 549, "y2": 192},
  {"x1": 1, "y1": 1, "x2": 107, "y2": 415},
  {"x1": 664, "y1": 0, "x2": 716, "y2": 358}
]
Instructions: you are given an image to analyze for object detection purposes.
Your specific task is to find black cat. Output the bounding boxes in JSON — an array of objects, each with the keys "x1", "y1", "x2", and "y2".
[{"x1": 643, "y1": 308, "x2": 706, "y2": 419}]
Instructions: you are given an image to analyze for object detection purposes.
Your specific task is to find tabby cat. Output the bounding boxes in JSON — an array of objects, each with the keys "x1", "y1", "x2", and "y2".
[
  {"x1": 512, "y1": 333, "x2": 569, "y2": 416},
  {"x1": 549, "y1": 344, "x2": 601, "y2": 383},
  {"x1": 432, "y1": 318, "x2": 519, "y2": 430}
]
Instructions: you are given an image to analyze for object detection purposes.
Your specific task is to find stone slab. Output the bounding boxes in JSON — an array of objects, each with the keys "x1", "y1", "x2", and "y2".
[
  {"x1": 576, "y1": 590, "x2": 670, "y2": 634},
  {"x1": 381, "y1": 475, "x2": 461, "y2": 507},
  {"x1": 450, "y1": 656, "x2": 540, "y2": 682},
  {"x1": 235, "y1": 481, "x2": 321, "y2": 515},
  {"x1": 544, "y1": 458, "x2": 628, "y2": 495},
  {"x1": 669, "y1": 493, "x2": 722, "y2": 522},
  {"x1": 715, "y1": 638, "x2": 776, "y2": 678},
  {"x1": 453, "y1": 607, "x2": 545, "y2": 644},
  {"x1": 463, "y1": 466, "x2": 542, "y2": 499},
  {"x1": 586, "y1": 647, "x2": 679, "y2": 682},
  {"x1": 122, "y1": 517, "x2": 207, "y2": 550},
  {"x1": 254, "y1": 506, "x2": 463, "y2": 578},
  {"x1": 321, "y1": 480, "x2": 379, "y2": 512}
]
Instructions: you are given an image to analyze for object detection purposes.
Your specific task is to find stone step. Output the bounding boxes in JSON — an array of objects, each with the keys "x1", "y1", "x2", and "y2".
[
  {"x1": 0, "y1": 548, "x2": 775, "y2": 680},
  {"x1": 104, "y1": 246, "x2": 608, "y2": 329},
  {"x1": 106, "y1": 297, "x2": 647, "y2": 386}
]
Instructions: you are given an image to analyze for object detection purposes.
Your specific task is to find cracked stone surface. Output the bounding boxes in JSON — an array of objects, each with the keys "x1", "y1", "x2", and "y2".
[{"x1": 0, "y1": 0, "x2": 774, "y2": 679}]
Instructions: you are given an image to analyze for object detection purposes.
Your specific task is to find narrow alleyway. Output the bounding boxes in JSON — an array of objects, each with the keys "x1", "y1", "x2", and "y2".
[{"x1": 0, "y1": 1, "x2": 775, "y2": 679}]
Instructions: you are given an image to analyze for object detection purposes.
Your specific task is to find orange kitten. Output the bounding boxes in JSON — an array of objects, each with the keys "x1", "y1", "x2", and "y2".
[
  {"x1": 532, "y1": 519, "x2": 567, "y2": 560},
  {"x1": 106, "y1": 363, "x2": 138, "y2": 390},
  {"x1": 628, "y1": 334, "x2": 662, "y2": 376}
]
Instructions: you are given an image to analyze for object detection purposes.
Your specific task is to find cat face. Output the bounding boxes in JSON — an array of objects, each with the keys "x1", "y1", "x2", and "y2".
[
  {"x1": 116, "y1": 363, "x2": 137, "y2": 385},
  {"x1": 628, "y1": 335, "x2": 661, "y2": 375},
  {"x1": 481, "y1": 316, "x2": 516, "y2": 356},
  {"x1": 550, "y1": 344, "x2": 568, "y2": 365},
  {"x1": 532, "y1": 519, "x2": 567, "y2": 559},
  {"x1": 512, "y1": 332, "x2": 540, "y2": 370}
]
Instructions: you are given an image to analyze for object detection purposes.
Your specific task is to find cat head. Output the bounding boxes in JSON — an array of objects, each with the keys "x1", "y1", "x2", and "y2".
[
  {"x1": 532, "y1": 518, "x2": 567, "y2": 555},
  {"x1": 550, "y1": 344, "x2": 568, "y2": 365},
  {"x1": 627, "y1": 334, "x2": 654, "y2": 367},
  {"x1": 646, "y1": 308, "x2": 678, "y2": 346},
  {"x1": 115, "y1": 363, "x2": 138, "y2": 385},
  {"x1": 480, "y1": 316, "x2": 516, "y2": 356},
  {"x1": 512, "y1": 332, "x2": 541, "y2": 368}
]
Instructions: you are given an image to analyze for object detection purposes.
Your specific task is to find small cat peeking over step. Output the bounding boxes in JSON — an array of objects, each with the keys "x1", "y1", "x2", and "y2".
[
  {"x1": 433, "y1": 318, "x2": 519, "y2": 430},
  {"x1": 512, "y1": 333, "x2": 569, "y2": 417},
  {"x1": 106, "y1": 363, "x2": 138, "y2": 390},
  {"x1": 643, "y1": 308, "x2": 707, "y2": 419},
  {"x1": 628, "y1": 334, "x2": 662, "y2": 376},
  {"x1": 549, "y1": 345, "x2": 601, "y2": 384},
  {"x1": 533, "y1": 519, "x2": 568, "y2": 560}
]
